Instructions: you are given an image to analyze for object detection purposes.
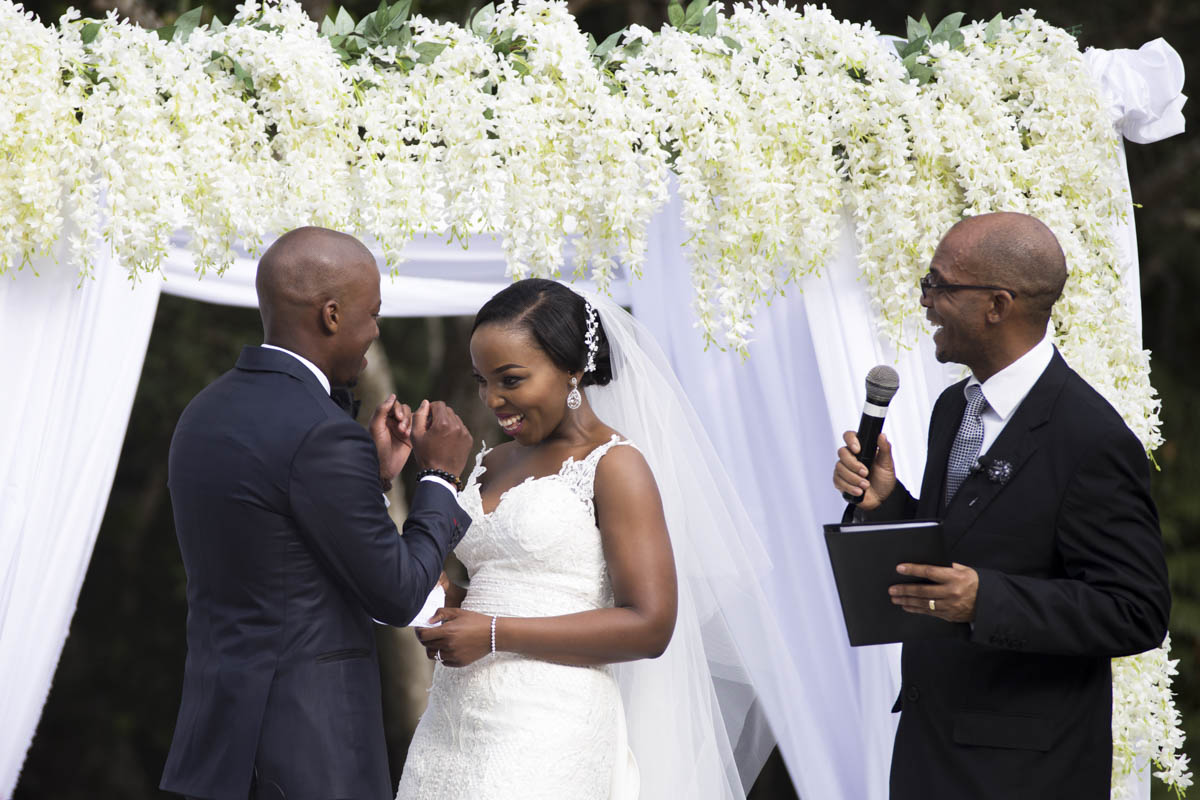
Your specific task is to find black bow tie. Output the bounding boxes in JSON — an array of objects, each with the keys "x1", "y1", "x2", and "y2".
[{"x1": 330, "y1": 386, "x2": 361, "y2": 419}]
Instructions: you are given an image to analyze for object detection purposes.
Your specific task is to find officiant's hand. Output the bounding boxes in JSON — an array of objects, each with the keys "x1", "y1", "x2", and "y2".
[
  {"x1": 370, "y1": 395, "x2": 413, "y2": 488},
  {"x1": 833, "y1": 430, "x2": 897, "y2": 511},
  {"x1": 411, "y1": 399, "x2": 473, "y2": 476},
  {"x1": 889, "y1": 562, "x2": 979, "y2": 623},
  {"x1": 415, "y1": 608, "x2": 491, "y2": 667}
]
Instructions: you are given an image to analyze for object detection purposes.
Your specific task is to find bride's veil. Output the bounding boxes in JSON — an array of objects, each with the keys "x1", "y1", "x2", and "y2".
[{"x1": 579, "y1": 291, "x2": 804, "y2": 799}]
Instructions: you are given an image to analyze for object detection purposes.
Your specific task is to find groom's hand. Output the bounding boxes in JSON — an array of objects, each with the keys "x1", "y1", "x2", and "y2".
[
  {"x1": 416, "y1": 608, "x2": 491, "y2": 667},
  {"x1": 370, "y1": 394, "x2": 413, "y2": 488},
  {"x1": 411, "y1": 400, "x2": 473, "y2": 477}
]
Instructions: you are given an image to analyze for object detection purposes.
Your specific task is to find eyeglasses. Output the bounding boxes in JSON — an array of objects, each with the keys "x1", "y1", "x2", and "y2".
[{"x1": 919, "y1": 274, "x2": 1017, "y2": 298}]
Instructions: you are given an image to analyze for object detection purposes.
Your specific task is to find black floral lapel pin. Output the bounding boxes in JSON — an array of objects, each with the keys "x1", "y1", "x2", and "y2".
[{"x1": 973, "y1": 456, "x2": 1013, "y2": 486}]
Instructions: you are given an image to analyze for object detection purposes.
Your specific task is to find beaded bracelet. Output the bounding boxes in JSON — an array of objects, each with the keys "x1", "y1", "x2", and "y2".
[
  {"x1": 417, "y1": 467, "x2": 464, "y2": 492},
  {"x1": 490, "y1": 615, "x2": 498, "y2": 655}
]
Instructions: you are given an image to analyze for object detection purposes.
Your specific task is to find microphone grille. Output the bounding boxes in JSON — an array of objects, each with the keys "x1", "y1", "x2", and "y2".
[{"x1": 865, "y1": 365, "x2": 900, "y2": 404}]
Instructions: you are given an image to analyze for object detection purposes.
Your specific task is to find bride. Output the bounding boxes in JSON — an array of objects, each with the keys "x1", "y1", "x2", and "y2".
[{"x1": 397, "y1": 279, "x2": 800, "y2": 799}]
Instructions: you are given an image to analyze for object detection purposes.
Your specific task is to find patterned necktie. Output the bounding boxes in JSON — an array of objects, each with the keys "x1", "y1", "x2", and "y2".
[{"x1": 945, "y1": 383, "x2": 987, "y2": 505}]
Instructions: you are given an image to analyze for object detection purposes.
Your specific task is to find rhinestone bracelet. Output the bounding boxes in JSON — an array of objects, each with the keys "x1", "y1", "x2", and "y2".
[{"x1": 490, "y1": 615, "x2": 498, "y2": 654}]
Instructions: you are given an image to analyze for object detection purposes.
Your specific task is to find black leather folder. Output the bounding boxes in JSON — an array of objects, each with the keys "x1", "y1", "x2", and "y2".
[{"x1": 824, "y1": 519, "x2": 971, "y2": 646}]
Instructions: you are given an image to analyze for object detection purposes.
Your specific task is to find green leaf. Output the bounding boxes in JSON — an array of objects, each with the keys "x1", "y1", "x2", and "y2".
[
  {"x1": 174, "y1": 7, "x2": 203, "y2": 43},
  {"x1": 699, "y1": 7, "x2": 717, "y2": 37},
  {"x1": 667, "y1": 2, "x2": 684, "y2": 29},
  {"x1": 684, "y1": 0, "x2": 707, "y2": 27},
  {"x1": 931, "y1": 12, "x2": 964, "y2": 41},
  {"x1": 414, "y1": 41, "x2": 446, "y2": 64},
  {"x1": 903, "y1": 55, "x2": 934, "y2": 85},
  {"x1": 622, "y1": 38, "x2": 644, "y2": 59},
  {"x1": 320, "y1": 14, "x2": 337, "y2": 36},
  {"x1": 81, "y1": 22, "x2": 101, "y2": 44},
  {"x1": 470, "y1": 3, "x2": 496, "y2": 37},
  {"x1": 983, "y1": 13, "x2": 1004, "y2": 43},
  {"x1": 897, "y1": 35, "x2": 926, "y2": 58},
  {"x1": 156, "y1": 23, "x2": 175, "y2": 41},
  {"x1": 391, "y1": 0, "x2": 411, "y2": 26},
  {"x1": 592, "y1": 29, "x2": 623, "y2": 60},
  {"x1": 334, "y1": 7, "x2": 355, "y2": 35},
  {"x1": 720, "y1": 35, "x2": 741, "y2": 51},
  {"x1": 948, "y1": 30, "x2": 965, "y2": 50},
  {"x1": 905, "y1": 16, "x2": 922, "y2": 40},
  {"x1": 354, "y1": 11, "x2": 374, "y2": 36},
  {"x1": 209, "y1": 15, "x2": 224, "y2": 32}
]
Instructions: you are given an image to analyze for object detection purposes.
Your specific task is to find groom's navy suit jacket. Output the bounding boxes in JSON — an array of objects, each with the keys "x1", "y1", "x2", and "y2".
[
  {"x1": 870, "y1": 350, "x2": 1169, "y2": 799},
  {"x1": 161, "y1": 346, "x2": 470, "y2": 800}
]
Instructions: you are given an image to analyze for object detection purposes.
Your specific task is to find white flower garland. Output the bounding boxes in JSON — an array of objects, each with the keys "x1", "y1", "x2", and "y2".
[{"x1": 0, "y1": 1, "x2": 1185, "y2": 793}]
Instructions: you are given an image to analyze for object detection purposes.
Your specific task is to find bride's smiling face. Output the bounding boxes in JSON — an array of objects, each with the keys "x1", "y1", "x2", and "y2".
[{"x1": 470, "y1": 322, "x2": 577, "y2": 445}]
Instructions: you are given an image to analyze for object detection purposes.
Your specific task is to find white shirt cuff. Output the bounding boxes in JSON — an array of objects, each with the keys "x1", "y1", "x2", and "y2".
[{"x1": 420, "y1": 475, "x2": 459, "y2": 495}]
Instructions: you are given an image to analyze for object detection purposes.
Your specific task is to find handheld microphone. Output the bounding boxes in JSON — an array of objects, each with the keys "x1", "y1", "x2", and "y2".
[{"x1": 842, "y1": 365, "x2": 900, "y2": 505}]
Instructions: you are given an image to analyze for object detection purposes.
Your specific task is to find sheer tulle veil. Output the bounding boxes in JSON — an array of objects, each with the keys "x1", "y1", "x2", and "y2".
[{"x1": 577, "y1": 290, "x2": 805, "y2": 799}]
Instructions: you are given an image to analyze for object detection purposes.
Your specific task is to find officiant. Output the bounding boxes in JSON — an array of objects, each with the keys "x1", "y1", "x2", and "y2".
[{"x1": 832, "y1": 211, "x2": 1170, "y2": 799}]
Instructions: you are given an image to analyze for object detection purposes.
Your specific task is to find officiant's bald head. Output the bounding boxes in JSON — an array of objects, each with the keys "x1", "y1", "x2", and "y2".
[{"x1": 256, "y1": 227, "x2": 381, "y2": 385}]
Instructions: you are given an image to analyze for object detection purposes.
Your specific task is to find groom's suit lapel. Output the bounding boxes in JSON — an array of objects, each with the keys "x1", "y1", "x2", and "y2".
[{"x1": 940, "y1": 350, "x2": 1069, "y2": 551}]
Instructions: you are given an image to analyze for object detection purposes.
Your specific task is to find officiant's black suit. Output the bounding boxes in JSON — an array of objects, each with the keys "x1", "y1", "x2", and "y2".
[
  {"x1": 161, "y1": 346, "x2": 469, "y2": 800},
  {"x1": 871, "y1": 350, "x2": 1169, "y2": 799}
]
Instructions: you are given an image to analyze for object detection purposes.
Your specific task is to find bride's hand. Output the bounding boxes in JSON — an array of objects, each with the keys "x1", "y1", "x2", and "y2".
[{"x1": 415, "y1": 608, "x2": 492, "y2": 667}]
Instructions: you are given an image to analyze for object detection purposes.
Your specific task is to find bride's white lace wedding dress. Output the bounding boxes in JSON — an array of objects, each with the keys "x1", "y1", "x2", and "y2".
[{"x1": 395, "y1": 435, "x2": 639, "y2": 800}]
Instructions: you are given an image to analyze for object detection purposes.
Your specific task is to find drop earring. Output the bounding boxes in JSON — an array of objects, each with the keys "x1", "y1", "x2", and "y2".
[{"x1": 566, "y1": 376, "x2": 582, "y2": 410}]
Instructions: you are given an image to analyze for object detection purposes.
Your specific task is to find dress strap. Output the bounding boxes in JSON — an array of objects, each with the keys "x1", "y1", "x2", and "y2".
[
  {"x1": 462, "y1": 441, "x2": 492, "y2": 493},
  {"x1": 561, "y1": 435, "x2": 636, "y2": 508},
  {"x1": 583, "y1": 434, "x2": 635, "y2": 468}
]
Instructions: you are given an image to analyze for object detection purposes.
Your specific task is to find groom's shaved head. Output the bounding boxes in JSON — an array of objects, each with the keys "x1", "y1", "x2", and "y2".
[
  {"x1": 256, "y1": 226, "x2": 376, "y2": 339},
  {"x1": 254, "y1": 226, "x2": 382, "y2": 386}
]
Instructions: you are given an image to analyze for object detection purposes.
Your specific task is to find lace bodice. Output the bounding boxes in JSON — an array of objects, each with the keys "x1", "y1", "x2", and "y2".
[{"x1": 454, "y1": 435, "x2": 632, "y2": 619}]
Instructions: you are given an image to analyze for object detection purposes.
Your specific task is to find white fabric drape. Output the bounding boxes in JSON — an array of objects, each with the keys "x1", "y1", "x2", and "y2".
[
  {"x1": 0, "y1": 236, "x2": 161, "y2": 796},
  {"x1": 0, "y1": 40, "x2": 1184, "y2": 800},
  {"x1": 158, "y1": 232, "x2": 632, "y2": 315}
]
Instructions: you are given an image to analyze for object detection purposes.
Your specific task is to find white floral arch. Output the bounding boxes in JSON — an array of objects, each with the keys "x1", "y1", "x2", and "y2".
[{"x1": 0, "y1": 0, "x2": 1188, "y2": 797}]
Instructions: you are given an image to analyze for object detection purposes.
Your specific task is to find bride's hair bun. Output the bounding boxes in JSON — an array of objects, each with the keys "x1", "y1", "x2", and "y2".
[{"x1": 473, "y1": 279, "x2": 614, "y2": 387}]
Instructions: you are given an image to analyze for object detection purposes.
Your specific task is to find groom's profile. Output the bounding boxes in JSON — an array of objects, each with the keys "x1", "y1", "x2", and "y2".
[{"x1": 160, "y1": 227, "x2": 474, "y2": 800}]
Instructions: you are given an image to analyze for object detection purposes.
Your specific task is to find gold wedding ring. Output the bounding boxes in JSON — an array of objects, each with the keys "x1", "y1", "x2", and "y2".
[{"x1": 929, "y1": 599, "x2": 936, "y2": 612}]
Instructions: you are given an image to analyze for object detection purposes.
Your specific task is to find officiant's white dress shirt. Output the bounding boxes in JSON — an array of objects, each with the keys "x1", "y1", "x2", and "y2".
[{"x1": 967, "y1": 333, "x2": 1055, "y2": 457}]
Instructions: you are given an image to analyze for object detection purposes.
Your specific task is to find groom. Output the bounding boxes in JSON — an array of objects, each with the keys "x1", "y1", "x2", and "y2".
[
  {"x1": 833, "y1": 212, "x2": 1170, "y2": 798},
  {"x1": 161, "y1": 227, "x2": 473, "y2": 800}
]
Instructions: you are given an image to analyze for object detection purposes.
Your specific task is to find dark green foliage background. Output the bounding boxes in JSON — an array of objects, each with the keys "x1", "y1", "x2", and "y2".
[{"x1": 12, "y1": 1, "x2": 1197, "y2": 798}]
